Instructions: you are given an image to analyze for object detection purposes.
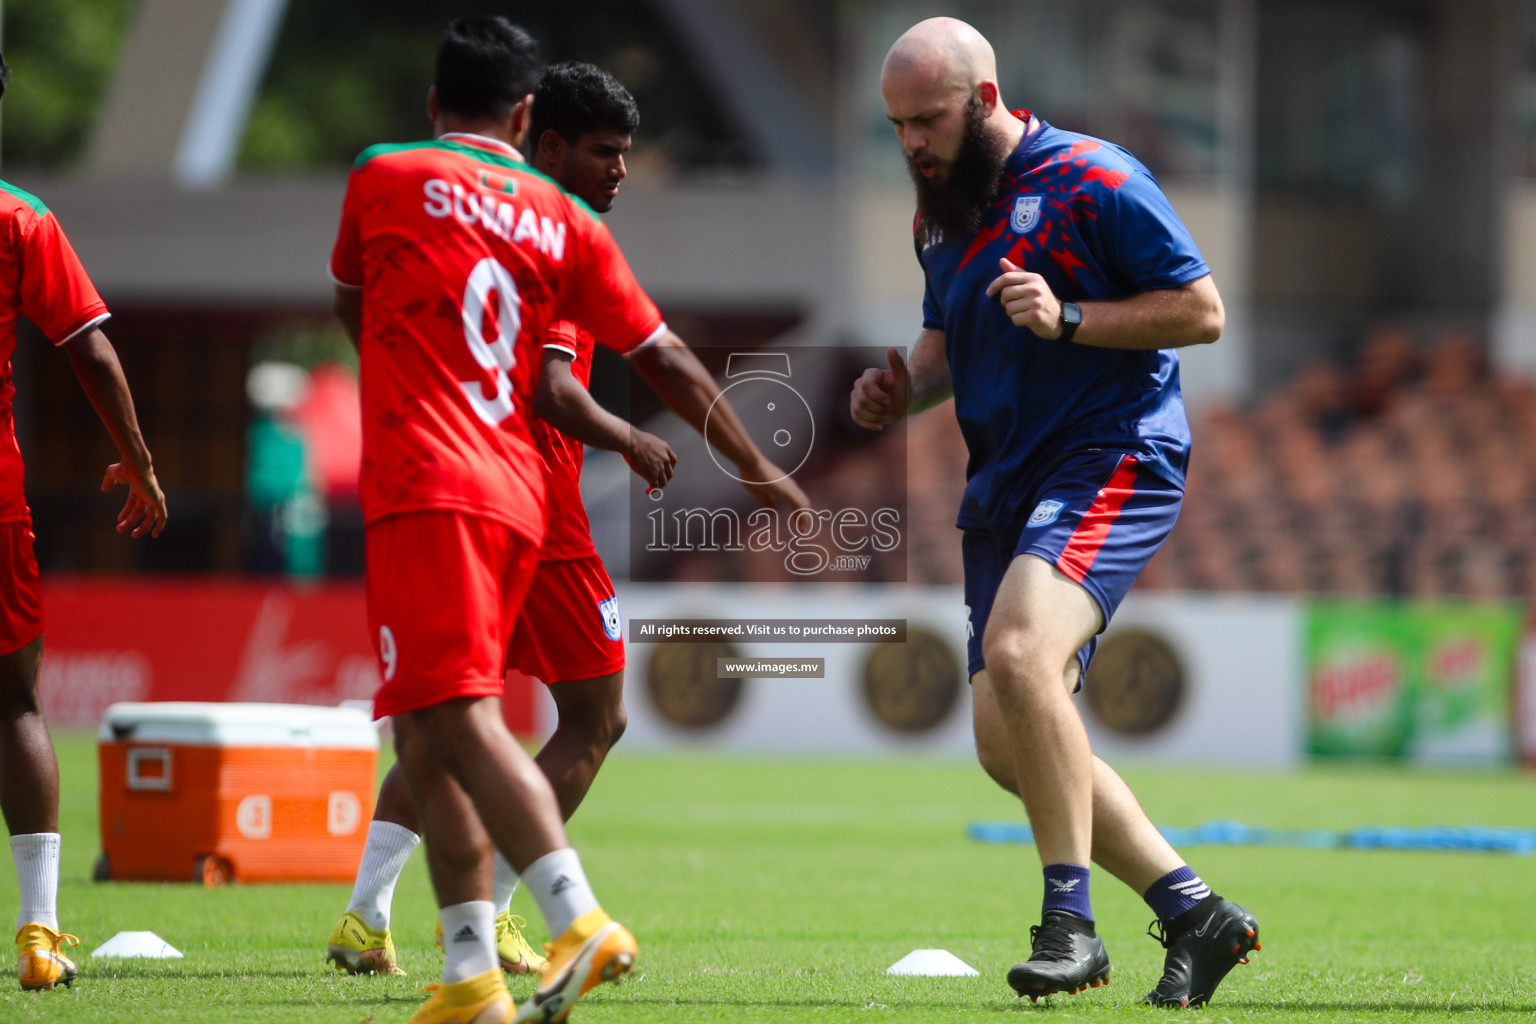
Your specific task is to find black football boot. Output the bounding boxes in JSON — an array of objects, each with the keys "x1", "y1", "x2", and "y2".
[
  {"x1": 1006, "y1": 911, "x2": 1111, "y2": 1002},
  {"x1": 1141, "y1": 895, "x2": 1261, "y2": 1008}
]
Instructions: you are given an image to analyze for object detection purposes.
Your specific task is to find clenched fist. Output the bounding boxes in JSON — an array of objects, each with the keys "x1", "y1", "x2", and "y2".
[
  {"x1": 849, "y1": 348, "x2": 910, "y2": 431},
  {"x1": 985, "y1": 257, "x2": 1064, "y2": 338}
]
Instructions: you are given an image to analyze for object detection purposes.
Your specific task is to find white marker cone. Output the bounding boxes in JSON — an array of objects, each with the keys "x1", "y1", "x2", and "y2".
[
  {"x1": 91, "y1": 931, "x2": 184, "y2": 959},
  {"x1": 886, "y1": 949, "x2": 980, "y2": 976}
]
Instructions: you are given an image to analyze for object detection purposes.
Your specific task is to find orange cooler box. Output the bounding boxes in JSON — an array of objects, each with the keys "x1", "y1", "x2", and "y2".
[{"x1": 97, "y1": 702, "x2": 378, "y2": 884}]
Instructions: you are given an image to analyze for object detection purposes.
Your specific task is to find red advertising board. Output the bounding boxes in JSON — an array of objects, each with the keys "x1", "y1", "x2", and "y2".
[{"x1": 37, "y1": 579, "x2": 538, "y2": 734}]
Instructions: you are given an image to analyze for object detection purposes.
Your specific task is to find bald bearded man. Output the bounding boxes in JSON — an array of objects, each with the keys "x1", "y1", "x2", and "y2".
[{"x1": 851, "y1": 18, "x2": 1259, "y2": 1009}]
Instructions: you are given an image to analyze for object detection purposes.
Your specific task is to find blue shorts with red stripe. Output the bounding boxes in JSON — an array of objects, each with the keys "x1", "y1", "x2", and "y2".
[{"x1": 962, "y1": 450, "x2": 1183, "y2": 681}]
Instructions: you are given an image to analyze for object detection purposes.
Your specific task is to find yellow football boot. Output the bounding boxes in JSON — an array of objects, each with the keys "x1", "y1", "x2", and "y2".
[
  {"x1": 408, "y1": 967, "x2": 513, "y2": 1024},
  {"x1": 495, "y1": 913, "x2": 547, "y2": 976},
  {"x1": 326, "y1": 910, "x2": 404, "y2": 975},
  {"x1": 435, "y1": 912, "x2": 547, "y2": 975},
  {"x1": 17, "y1": 923, "x2": 78, "y2": 991},
  {"x1": 512, "y1": 910, "x2": 635, "y2": 1023}
]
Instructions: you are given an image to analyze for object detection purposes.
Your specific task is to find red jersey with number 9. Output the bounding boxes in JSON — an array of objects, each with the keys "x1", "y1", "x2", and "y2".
[{"x1": 329, "y1": 133, "x2": 663, "y2": 542}]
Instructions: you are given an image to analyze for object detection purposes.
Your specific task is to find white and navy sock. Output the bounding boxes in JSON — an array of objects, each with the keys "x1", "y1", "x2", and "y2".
[
  {"x1": 11, "y1": 833, "x2": 60, "y2": 931},
  {"x1": 522, "y1": 848, "x2": 599, "y2": 938},
  {"x1": 439, "y1": 900, "x2": 498, "y2": 983},
  {"x1": 346, "y1": 821, "x2": 420, "y2": 931},
  {"x1": 1042, "y1": 863, "x2": 1093, "y2": 922},
  {"x1": 1143, "y1": 865, "x2": 1212, "y2": 924},
  {"x1": 491, "y1": 852, "x2": 520, "y2": 917}
]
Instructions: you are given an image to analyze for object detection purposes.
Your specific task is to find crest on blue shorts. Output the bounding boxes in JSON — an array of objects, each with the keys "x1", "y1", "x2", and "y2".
[
  {"x1": 1028, "y1": 498, "x2": 1066, "y2": 527},
  {"x1": 598, "y1": 595, "x2": 622, "y2": 641},
  {"x1": 1011, "y1": 195, "x2": 1042, "y2": 234}
]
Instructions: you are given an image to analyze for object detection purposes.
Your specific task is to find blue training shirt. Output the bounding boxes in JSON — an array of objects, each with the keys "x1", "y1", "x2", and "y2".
[{"x1": 918, "y1": 113, "x2": 1208, "y2": 531}]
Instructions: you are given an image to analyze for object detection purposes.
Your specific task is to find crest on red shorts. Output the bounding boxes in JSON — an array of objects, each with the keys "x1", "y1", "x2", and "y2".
[{"x1": 598, "y1": 595, "x2": 622, "y2": 641}]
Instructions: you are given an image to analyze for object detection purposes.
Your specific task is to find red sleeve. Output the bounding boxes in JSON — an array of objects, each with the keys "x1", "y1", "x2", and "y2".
[
  {"x1": 329, "y1": 169, "x2": 366, "y2": 288},
  {"x1": 545, "y1": 320, "x2": 581, "y2": 356},
  {"x1": 18, "y1": 211, "x2": 109, "y2": 345},
  {"x1": 560, "y1": 211, "x2": 664, "y2": 353}
]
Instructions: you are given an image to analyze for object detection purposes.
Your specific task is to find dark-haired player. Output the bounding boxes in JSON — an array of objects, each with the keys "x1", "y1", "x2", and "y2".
[
  {"x1": 0, "y1": 52, "x2": 165, "y2": 992},
  {"x1": 328, "y1": 61, "x2": 806, "y2": 984},
  {"x1": 327, "y1": 20, "x2": 662, "y2": 1024},
  {"x1": 851, "y1": 17, "x2": 1258, "y2": 1010}
]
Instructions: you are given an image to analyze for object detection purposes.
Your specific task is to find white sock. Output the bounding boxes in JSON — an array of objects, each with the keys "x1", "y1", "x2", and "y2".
[
  {"x1": 346, "y1": 821, "x2": 420, "y2": 931},
  {"x1": 439, "y1": 900, "x2": 498, "y2": 983},
  {"x1": 522, "y1": 848, "x2": 599, "y2": 938},
  {"x1": 12, "y1": 833, "x2": 60, "y2": 931},
  {"x1": 492, "y1": 853, "x2": 520, "y2": 916}
]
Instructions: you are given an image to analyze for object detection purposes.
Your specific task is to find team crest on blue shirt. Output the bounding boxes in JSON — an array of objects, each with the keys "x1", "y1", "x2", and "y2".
[
  {"x1": 1011, "y1": 195, "x2": 1043, "y2": 234},
  {"x1": 1028, "y1": 498, "x2": 1065, "y2": 527},
  {"x1": 598, "y1": 595, "x2": 622, "y2": 641}
]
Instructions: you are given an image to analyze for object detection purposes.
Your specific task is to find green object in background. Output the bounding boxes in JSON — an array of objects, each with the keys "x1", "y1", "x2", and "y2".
[
  {"x1": 246, "y1": 416, "x2": 307, "y2": 509},
  {"x1": 246, "y1": 415, "x2": 326, "y2": 579},
  {"x1": 279, "y1": 491, "x2": 327, "y2": 579},
  {"x1": 1410, "y1": 602, "x2": 1522, "y2": 763},
  {"x1": 1307, "y1": 601, "x2": 1415, "y2": 758},
  {"x1": 1306, "y1": 600, "x2": 1521, "y2": 763},
  {"x1": 0, "y1": 0, "x2": 138, "y2": 170}
]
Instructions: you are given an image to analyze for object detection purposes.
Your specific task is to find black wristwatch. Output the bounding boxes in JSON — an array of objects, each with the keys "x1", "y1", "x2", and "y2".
[{"x1": 1058, "y1": 302, "x2": 1082, "y2": 343}]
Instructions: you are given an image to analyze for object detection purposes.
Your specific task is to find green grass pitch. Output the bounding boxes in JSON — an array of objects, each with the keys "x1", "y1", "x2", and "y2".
[{"x1": 0, "y1": 734, "x2": 1534, "y2": 1022}]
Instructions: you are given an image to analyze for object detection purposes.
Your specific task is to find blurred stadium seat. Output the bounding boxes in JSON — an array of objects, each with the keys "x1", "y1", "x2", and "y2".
[{"x1": 1152, "y1": 326, "x2": 1536, "y2": 598}]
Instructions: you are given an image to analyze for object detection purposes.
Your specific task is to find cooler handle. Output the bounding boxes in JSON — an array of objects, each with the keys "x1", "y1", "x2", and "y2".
[{"x1": 127, "y1": 748, "x2": 172, "y2": 791}]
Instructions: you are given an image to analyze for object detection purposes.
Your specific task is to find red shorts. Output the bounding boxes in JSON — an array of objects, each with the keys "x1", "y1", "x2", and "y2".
[
  {"x1": 507, "y1": 555, "x2": 625, "y2": 684},
  {"x1": 0, "y1": 519, "x2": 43, "y2": 656},
  {"x1": 366, "y1": 510, "x2": 540, "y2": 718}
]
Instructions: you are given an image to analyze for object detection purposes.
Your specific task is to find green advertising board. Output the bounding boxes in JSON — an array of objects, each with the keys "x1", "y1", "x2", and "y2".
[
  {"x1": 1307, "y1": 602, "x2": 1415, "y2": 758},
  {"x1": 1411, "y1": 603, "x2": 1523, "y2": 762},
  {"x1": 1306, "y1": 601, "x2": 1522, "y2": 763}
]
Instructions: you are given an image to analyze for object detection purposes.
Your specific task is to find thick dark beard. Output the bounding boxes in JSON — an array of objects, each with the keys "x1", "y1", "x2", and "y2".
[{"x1": 909, "y1": 100, "x2": 1012, "y2": 247}]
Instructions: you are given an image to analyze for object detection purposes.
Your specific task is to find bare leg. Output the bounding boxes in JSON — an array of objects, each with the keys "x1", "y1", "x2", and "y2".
[
  {"x1": 1086, "y1": 759, "x2": 1182, "y2": 894},
  {"x1": 979, "y1": 555, "x2": 1099, "y2": 868},
  {"x1": 537, "y1": 671, "x2": 626, "y2": 820},
  {"x1": 371, "y1": 762, "x2": 417, "y2": 833},
  {"x1": 0, "y1": 637, "x2": 57, "y2": 835},
  {"x1": 403, "y1": 696, "x2": 566, "y2": 874},
  {"x1": 370, "y1": 668, "x2": 624, "y2": 835},
  {"x1": 0, "y1": 633, "x2": 65, "y2": 942},
  {"x1": 340, "y1": 671, "x2": 626, "y2": 951},
  {"x1": 974, "y1": 664, "x2": 1183, "y2": 895},
  {"x1": 392, "y1": 715, "x2": 493, "y2": 908}
]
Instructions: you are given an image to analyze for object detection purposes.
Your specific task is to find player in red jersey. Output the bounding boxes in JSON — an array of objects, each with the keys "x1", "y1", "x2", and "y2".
[
  {"x1": 328, "y1": 61, "x2": 809, "y2": 983},
  {"x1": 0, "y1": 54, "x2": 166, "y2": 993},
  {"x1": 327, "y1": 21, "x2": 798, "y2": 1024}
]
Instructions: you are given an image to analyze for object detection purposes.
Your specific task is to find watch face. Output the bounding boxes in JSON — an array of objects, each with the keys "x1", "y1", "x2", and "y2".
[{"x1": 1063, "y1": 302, "x2": 1082, "y2": 325}]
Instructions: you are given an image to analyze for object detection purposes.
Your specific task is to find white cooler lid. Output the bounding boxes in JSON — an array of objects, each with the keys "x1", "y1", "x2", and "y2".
[{"x1": 98, "y1": 702, "x2": 378, "y2": 749}]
